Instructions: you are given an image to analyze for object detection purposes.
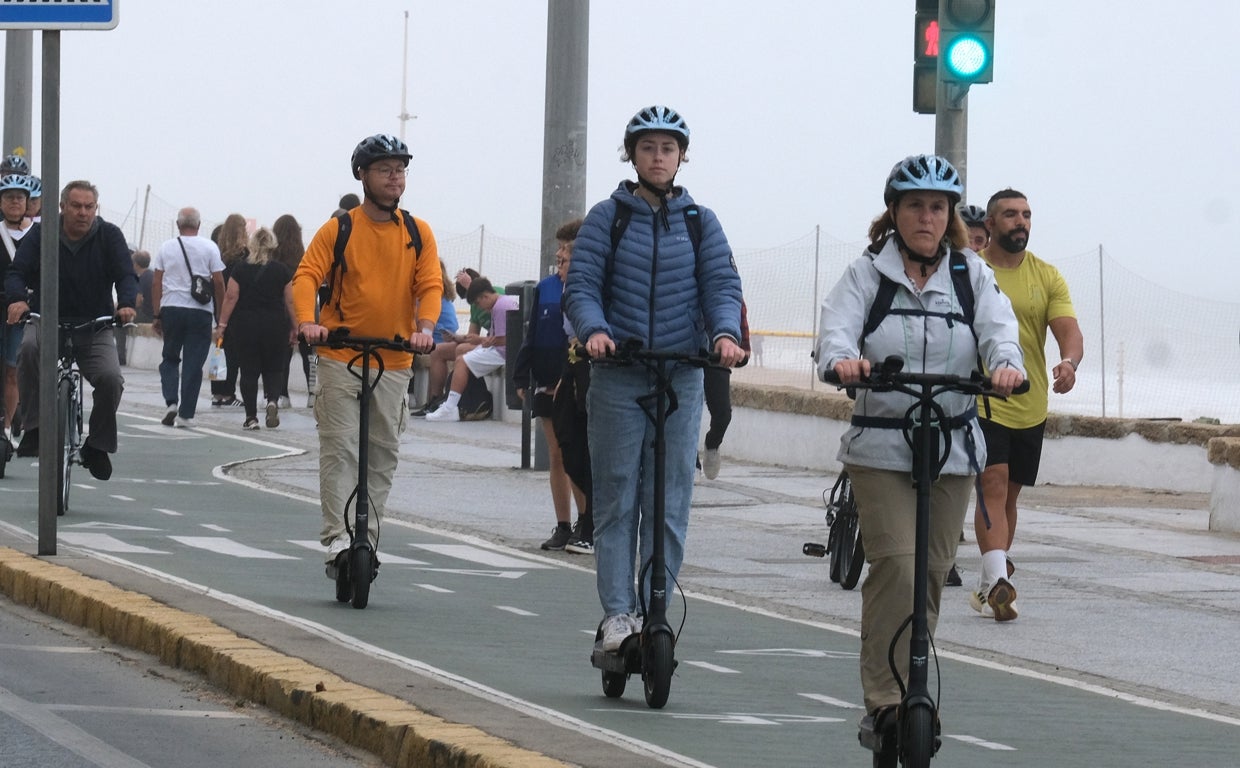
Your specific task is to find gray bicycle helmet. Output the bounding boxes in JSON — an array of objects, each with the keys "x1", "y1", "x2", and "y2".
[
  {"x1": 884, "y1": 154, "x2": 963, "y2": 206},
  {"x1": 0, "y1": 173, "x2": 34, "y2": 196},
  {"x1": 624, "y1": 105, "x2": 690, "y2": 151},
  {"x1": 1, "y1": 154, "x2": 30, "y2": 176},
  {"x1": 28, "y1": 175, "x2": 40, "y2": 198},
  {"x1": 350, "y1": 134, "x2": 411, "y2": 180},
  {"x1": 958, "y1": 203, "x2": 987, "y2": 226}
]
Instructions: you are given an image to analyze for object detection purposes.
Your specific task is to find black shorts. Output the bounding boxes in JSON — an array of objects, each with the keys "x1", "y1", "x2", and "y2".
[
  {"x1": 978, "y1": 419, "x2": 1046, "y2": 486},
  {"x1": 532, "y1": 391, "x2": 555, "y2": 419}
]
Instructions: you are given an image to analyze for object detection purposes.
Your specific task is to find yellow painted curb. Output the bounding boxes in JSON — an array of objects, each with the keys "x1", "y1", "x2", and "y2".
[{"x1": 0, "y1": 547, "x2": 573, "y2": 768}]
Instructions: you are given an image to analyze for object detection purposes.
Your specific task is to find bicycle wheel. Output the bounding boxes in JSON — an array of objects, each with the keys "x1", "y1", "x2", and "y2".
[
  {"x1": 642, "y1": 632, "x2": 675, "y2": 709},
  {"x1": 825, "y1": 511, "x2": 842, "y2": 583},
  {"x1": 57, "y1": 377, "x2": 73, "y2": 516},
  {"x1": 900, "y1": 704, "x2": 936, "y2": 768},
  {"x1": 350, "y1": 547, "x2": 373, "y2": 609}
]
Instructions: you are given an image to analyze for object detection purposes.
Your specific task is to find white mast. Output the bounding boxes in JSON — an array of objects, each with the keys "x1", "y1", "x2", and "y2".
[{"x1": 398, "y1": 10, "x2": 416, "y2": 140}]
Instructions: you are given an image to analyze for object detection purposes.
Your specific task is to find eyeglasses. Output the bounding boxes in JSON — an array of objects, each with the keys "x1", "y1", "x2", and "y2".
[{"x1": 369, "y1": 166, "x2": 408, "y2": 178}]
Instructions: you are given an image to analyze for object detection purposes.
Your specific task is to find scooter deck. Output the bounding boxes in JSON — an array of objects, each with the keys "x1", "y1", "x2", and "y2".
[{"x1": 590, "y1": 634, "x2": 642, "y2": 674}]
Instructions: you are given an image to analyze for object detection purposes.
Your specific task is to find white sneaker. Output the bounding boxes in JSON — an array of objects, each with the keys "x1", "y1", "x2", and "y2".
[
  {"x1": 598, "y1": 613, "x2": 637, "y2": 652},
  {"x1": 174, "y1": 416, "x2": 194, "y2": 429},
  {"x1": 702, "y1": 448, "x2": 721, "y2": 479},
  {"x1": 161, "y1": 405, "x2": 177, "y2": 427},
  {"x1": 424, "y1": 401, "x2": 459, "y2": 422},
  {"x1": 325, "y1": 536, "x2": 349, "y2": 565},
  {"x1": 277, "y1": 396, "x2": 292, "y2": 409},
  {"x1": 969, "y1": 585, "x2": 994, "y2": 617}
]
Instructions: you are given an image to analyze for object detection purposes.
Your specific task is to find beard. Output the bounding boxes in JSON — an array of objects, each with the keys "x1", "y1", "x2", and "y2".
[{"x1": 996, "y1": 229, "x2": 1028, "y2": 253}]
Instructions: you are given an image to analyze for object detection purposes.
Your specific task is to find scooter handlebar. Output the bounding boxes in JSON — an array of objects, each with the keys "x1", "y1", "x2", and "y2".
[
  {"x1": 592, "y1": 339, "x2": 722, "y2": 368},
  {"x1": 822, "y1": 355, "x2": 1030, "y2": 398},
  {"x1": 300, "y1": 327, "x2": 433, "y2": 354}
]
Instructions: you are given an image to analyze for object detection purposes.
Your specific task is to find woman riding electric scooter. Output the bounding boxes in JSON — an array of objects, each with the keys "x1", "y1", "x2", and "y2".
[
  {"x1": 563, "y1": 106, "x2": 744, "y2": 705},
  {"x1": 816, "y1": 154, "x2": 1025, "y2": 763}
]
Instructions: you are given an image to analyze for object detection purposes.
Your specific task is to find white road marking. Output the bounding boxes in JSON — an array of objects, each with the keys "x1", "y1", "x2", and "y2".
[
  {"x1": 48, "y1": 703, "x2": 249, "y2": 719},
  {"x1": 946, "y1": 734, "x2": 1017, "y2": 751},
  {"x1": 153, "y1": 507, "x2": 183, "y2": 516},
  {"x1": 0, "y1": 683, "x2": 157, "y2": 767},
  {"x1": 799, "y1": 692, "x2": 864, "y2": 709},
  {"x1": 495, "y1": 605, "x2": 536, "y2": 616},
  {"x1": 683, "y1": 660, "x2": 741, "y2": 674},
  {"x1": 110, "y1": 495, "x2": 136, "y2": 502},
  {"x1": 411, "y1": 543, "x2": 552, "y2": 569},
  {"x1": 58, "y1": 533, "x2": 168, "y2": 554},
  {"x1": 415, "y1": 568, "x2": 526, "y2": 579},
  {"x1": 288, "y1": 540, "x2": 428, "y2": 565},
  {"x1": 65, "y1": 522, "x2": 160, "y2": 531},
  {"x1": 199, "y1": 524, "x2": 231, "y2": 533},
  {"x1": 0, "y1": 644, "x2": 97, "y2": 654},
  {"x1": 718, "y1": 648, "x2": 859, "y2": 660},
  {"x1": 414, "y1": 583, "x2": 453, "y2": 593},
  {"x1": 168, "y1": 536, "x2": 298, "y2": 560}
]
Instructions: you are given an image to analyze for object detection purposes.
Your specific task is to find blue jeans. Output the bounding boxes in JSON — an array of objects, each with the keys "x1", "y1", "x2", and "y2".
[
  {"x1": 587, "y1": 362, "x2": 704, "y2": 618},
  {"x1": 158, "y1": 306, "x2": 213, "y2": 419}
]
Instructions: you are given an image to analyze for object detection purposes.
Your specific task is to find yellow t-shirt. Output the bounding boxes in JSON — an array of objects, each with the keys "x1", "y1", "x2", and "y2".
[
  {"x1": 292, "y1": 209, "x2": 443, "y2": 368},
  {"x1": 980, "y1": 248, "x2": 1076, "y2": 429}
]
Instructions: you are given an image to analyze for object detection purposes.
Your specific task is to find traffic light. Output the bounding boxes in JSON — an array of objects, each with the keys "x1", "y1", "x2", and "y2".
[
  {"x1": 939, "y1": 0, "x2": 995, "y2": 84},
  {"x1": 913, "y1": 0, "x2": 938, "y2": 114}
]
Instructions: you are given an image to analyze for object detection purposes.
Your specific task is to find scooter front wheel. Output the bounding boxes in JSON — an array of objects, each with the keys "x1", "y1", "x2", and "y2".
[
  {"x1": 601, "y1": 670, "x2": 626, "y2": 698},
  {"x1": 350, "y1": 548, "x2": 373, "y2": 609},
  {"x1": 642, "y1": 632, "x2": 674, "y2": 709},
  {"x1": 334, "y1": 554, "x2": 352, "y2": 603},
  {"x1": 901, "y1": 704, "x2": 937, "y2": 768}
]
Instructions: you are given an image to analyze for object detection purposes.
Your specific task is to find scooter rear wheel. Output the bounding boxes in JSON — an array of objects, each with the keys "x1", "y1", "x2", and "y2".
[
  {"x1": 642, "y1": 632, "x2": 674, "y2": 709},
  {"x1": 601, "y1": 670, "x2": 626, "y2": 698},
  {"x1": 350, "y1": 548, "x2": 373, "y2": 609},
  {"x1": 901, "y1": 704, "x2": 936, "y2": 768},
  {"x1": 334, "y1": 555, "x2": 352, "y2": 603}
]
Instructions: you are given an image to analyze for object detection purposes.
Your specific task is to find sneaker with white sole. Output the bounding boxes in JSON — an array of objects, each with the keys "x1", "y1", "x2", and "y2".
[
  {"x1": 174, "y1": 416, "x2": 194, "y2": 429},
  {"x1": 969, "y1": 585, "x2": 994, "y2": 617},
  {"x1": 265, "y1": 401, "x2": 280, "y2": 428},
  {"x1": 565, "y1": 517, "x2": 594, "y2": 555},
  {"x1": 424, "y1": 400, "x2": 459, "y2": 422},
  {"x1": 277, "y1": 395, "x2": 292, "y2": 409},
  {"x1": 161, "y1": 405, "x2": 177, "y2": 427},
  {"x1": 541, "y1": 524, "x2": 573, "y2": 551},
  {"x1": 597, "y1": 613, "x2": 638, "y2": 652},
  {"x1": 702, "y1": 447, "x2": 721, "y2": 479},
  {"x1": 324, "y1": 536, "x2": 349, "y2": 565},
  {"x1": 987, "y1": 577, "x2": 1018, "y2": 622}
]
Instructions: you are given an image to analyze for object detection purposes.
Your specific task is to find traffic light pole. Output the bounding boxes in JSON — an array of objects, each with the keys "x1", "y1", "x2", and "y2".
[{"x1": 934, "y1": 79, "x2": 969, "y2": 198}]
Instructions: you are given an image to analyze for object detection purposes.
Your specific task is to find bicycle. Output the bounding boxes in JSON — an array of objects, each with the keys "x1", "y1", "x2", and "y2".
[
  {"x1": 802, "y1": 469, "x2": 865, "y2": 590},
  {"x1": 823, "y1": 355, "x2": 1026, "y2": 768},
  {"x1": 588, "y1": 340, "x2": 719, "y2": 709},
  {"x1": 23, "y1": 313, "x2": 119, "y2": 515},
  {"x1": 306, "y1": 327, "x2": 419, "y2": 610}
]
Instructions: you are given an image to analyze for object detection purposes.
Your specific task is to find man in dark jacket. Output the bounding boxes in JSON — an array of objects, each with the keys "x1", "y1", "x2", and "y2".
[{"x1": 5, "y1": 180, "x2": 138, "y2": 480}]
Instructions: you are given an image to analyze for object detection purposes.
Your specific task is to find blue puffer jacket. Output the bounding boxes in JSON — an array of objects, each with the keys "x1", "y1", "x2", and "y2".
[{"x1": 564, "y1": 181, "x2": 742, "y2": 354}]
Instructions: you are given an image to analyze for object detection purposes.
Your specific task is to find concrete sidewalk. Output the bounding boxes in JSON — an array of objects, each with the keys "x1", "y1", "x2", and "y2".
[{"x1": 6, "y1": 361, "x2": 1240, "y2": 765}]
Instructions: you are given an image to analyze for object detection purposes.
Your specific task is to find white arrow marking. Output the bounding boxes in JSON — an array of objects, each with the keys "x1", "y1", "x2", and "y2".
[
  {"x1": 945, "y1": 734, "x2": 1017, "y2": 751},
  {"x1": 288, "y1": 540, "x2": 428, "y2": 565},
  {"x1": 799, "y1": 693, "x2": 864, "y2": 709},
  {"x1": 683, "y1": 661, "x2": 740, "y2": 674},
  {"x1": 169, "y1": 536, "x2": 297, "y2": 560},
  {"x1": 58, "y1": 533, "x2": 168, "y2": 554},
  {"x1": 411, "y1": 543, "x2": 552, "y2": 569}
]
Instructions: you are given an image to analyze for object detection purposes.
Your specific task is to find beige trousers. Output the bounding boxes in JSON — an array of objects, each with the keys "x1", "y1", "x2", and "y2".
[
  {"x1": 315, "y1": 358, "x2": 411, "y2": 559},
  {"x1": 845, "y1": 464, "x2": 973, "y2": 713}
]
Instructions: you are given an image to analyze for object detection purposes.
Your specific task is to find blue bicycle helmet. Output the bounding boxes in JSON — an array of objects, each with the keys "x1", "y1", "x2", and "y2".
[
  {"x1": 28, "y1": 175, "x2": 40, "y2": 198},
  {"x1": 884, "y1": 154, "x2": 963, "y2": 206},
  {"x1": 624, "y1": 105, "x2": 690, "y2": 152},
  {"x1": 350, "y1": 134, "x2": 411, "y2": 180},
  {"x1": 1, "y1": 154, "x2": 30, "y2": 176},
  {"x1": 957, "y1": 203, "x2": 987, "y2": 226},
  {"x1": 0, "y1": 173, "x2": 34, "y2": 196}
]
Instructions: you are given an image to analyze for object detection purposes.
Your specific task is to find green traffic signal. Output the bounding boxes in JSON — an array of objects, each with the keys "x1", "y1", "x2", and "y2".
[{"x1": 944, "y1": 33, "x2": 990, "y2": 80}]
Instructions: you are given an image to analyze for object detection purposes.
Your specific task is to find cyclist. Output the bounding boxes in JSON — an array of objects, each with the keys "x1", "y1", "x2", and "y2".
[
  {"x1": 1, "y1": 174, "x2": 37, "y2": 440},
  {"x1": 292, "y1": 134, "x2": 441, "y2": 573},
  {"x1": 958, "y1": 203, "x2": 989, "y2": 253},
  {"x1": 815, "y1": 154, "x2": 1024, "y2": 735},
  {"x1": 564, "y1": 106, "x2": 744, "y2": 652},
  {"x1": 4, "y1": 180, "x2": 138, "y2": 480}
]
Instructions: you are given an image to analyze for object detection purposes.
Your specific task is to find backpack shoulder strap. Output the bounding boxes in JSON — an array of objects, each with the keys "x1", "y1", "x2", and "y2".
[
  {"x1": 326, "y1": 211, "x2": 352, "y2": 315},
  {"x1": 860, "y1": 252, "x2": 898, "y2": 350},
  {"x1": 683, "y1": 205, "x2": 702, "y2": 260},
  {"x1": 948, "y1": 250, "x2": 975, "y2": 327},
  {"x1": 399, "y1": 209, "x2": 422, "y2": 258},
  {"x1": 604, "y1": 203, "x2": 632, "y2": 303}
]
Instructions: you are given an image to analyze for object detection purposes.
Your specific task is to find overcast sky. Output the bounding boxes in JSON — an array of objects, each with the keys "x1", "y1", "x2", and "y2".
[{"x1": 4, "y1": 1, "x2": 1238, "y2": 301}]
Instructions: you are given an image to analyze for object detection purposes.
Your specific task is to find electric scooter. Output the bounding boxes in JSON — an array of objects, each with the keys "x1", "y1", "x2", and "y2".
[
  {"x1": 589, "y1": 341, "x2": 718, "y2": 709},
  {"x1": 823, "y1": 355, "x2": 1027, "y2": 768},
  {"x1": 307, "y1": 328, "x2": 419, "y2": 610}
]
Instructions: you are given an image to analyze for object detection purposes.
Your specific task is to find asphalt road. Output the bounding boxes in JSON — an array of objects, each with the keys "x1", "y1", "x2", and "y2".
[{"x1": 1, "y1": 373, "x2": 1239, "y2": 767}]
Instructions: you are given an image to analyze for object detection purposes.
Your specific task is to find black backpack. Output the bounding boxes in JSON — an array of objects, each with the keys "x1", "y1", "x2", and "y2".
[
  {"x1": 322, "y1": 209, "x2": 423, "y2": 319},
  {"x1": 859, "y1": 249, "x2": 977, "y2": 355},
  {"x1": 458, "y1": 371, "x2": 493, "y2": 421}
]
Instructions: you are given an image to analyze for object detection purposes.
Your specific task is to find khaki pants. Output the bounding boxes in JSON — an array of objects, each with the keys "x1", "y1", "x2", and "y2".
[
  {"x1": 846, "y1": 464, "x2": 973, "y2": 713},
  {"x1": 314, "y1": 358, "x2": 411, "y2": 559}
]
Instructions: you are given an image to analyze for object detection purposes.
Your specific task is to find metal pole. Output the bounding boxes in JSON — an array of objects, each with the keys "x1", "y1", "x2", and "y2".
[
  {"x1": 3, "y1": 31, "x2": 34, "y2": 158},
  {"x1": 934, "y1": 81, "x2": 969, "y2": 195},
  {"x1": 1097, "y1": 243, "x2": 1107, "y2": 417},
  {"x1": 534, "y1": 0, "x2": 589, "y2": 473},
  {"x1": 810, "y1": 224, "x2": 820, "y2": 390},
  {"x1": 137, "y1": 183, "x2": 151, "y2": 250},
  {"x1": 398, "y1": 11, "x2": 415, "y2": 141},
  {"x1": 37, "y1": 31, "x2": 61, "y2": 556}
]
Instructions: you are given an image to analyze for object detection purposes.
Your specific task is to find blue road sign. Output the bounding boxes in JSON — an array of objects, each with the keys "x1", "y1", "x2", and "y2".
[{"x1": 0, "y1": 0, "x2": 118, "y2": 30}]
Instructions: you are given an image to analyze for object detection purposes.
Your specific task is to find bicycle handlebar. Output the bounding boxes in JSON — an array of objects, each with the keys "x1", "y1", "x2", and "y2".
[
  {"x1": 823, "y1": 355, "x2": 1030, "y2": 398},
  {"x1": 25, "y1": 313, "x2": 126, "y2": 332}
]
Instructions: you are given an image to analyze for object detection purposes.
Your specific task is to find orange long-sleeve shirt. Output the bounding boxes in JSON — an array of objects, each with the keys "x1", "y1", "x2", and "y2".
[{"x1": 293, "y1": 208, "x2": 442, "y2": 368}]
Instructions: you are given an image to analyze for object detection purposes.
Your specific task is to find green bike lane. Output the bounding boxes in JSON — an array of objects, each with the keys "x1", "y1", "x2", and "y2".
[{"x1": 1, "y1": 412, "x2": 1238, "y2": 767}]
